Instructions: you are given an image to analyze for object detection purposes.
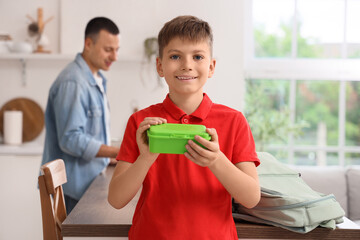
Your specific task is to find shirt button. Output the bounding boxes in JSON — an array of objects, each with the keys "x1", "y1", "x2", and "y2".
[{"x1": 183, "y1": 118, "x2": 189, "y2": 124}]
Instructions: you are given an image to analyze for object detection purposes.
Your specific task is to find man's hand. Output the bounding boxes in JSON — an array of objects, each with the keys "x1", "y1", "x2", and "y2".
[
  {"x1": 96, "y1": 145, "x2": 119, "y2": 158},
  {"x1": 109, "y1": 158, "x2": 118, "y2": 165},
  {"x1": 184, "y1": 128, "x2": 224, "y2": 167}
]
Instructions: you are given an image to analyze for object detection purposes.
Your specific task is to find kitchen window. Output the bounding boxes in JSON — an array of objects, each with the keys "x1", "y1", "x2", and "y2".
[{"x1": 244, "y1": 0, "x2": 360, "y2": 166}]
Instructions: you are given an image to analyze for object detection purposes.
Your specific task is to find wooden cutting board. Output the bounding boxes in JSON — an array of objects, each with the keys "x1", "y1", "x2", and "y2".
[{"x1": 0, "y1": 97, "x2": 44, "y2": 142}]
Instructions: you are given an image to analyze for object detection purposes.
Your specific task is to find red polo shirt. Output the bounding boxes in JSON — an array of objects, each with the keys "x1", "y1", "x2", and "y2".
[{"x1": 117, "y1": 93, "x2": 259, "y2": 240}]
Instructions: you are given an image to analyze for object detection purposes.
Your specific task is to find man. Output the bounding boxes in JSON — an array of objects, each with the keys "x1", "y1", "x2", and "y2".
[{"x1": 41, "y1": 17, "x2": 120, "y2": 214}]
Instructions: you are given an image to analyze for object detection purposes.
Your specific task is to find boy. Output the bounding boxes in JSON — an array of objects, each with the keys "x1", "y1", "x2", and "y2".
[{"x1": 108, "y1": 15, "x2": 260, "y2": 239}]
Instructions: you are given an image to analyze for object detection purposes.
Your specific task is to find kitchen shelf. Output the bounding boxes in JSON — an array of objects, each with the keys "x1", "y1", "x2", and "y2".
[
  {"x1": 0, "y1": 53, "x2": 141, "y2": 61},
  {"x1": 0, "y1": 53, "x2": 73, "y2": 60},
  {"x1": 0, "y1": 53, "x2": 142, "y2": 85},
  {"x1": 0, "y1": 53, "x2": 73, "y2": 85}
]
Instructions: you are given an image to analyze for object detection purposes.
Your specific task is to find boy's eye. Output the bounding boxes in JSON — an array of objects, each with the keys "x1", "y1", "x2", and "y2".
[
  {"x1": 170, "y1": 55, "x2": 180, "y2": 60},
  {"x1": 194, "y1": 55, "x2": 204, "y2": 60}
]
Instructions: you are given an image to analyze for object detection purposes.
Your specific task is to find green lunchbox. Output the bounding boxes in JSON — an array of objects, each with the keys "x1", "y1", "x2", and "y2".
[{"x1": 147, "y1": 123, "x2": 211, "y2": 154}]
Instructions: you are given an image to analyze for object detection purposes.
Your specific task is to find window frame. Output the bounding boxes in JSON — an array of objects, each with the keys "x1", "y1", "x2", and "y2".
[{"x1": 243, "y1": 0, "x2": 360, "y2": 166}]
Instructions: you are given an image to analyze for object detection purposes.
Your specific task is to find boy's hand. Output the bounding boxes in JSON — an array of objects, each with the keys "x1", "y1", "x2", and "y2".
[
  {"x1": 136, "y1": 117, "x2": 167, "y2": 161},
  {"x1": 184, "y1": 128, "x2": 224, "y2": 167}
]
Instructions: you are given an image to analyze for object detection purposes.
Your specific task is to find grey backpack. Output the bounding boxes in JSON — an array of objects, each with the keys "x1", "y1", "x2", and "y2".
[{"x1": 232, "y1": 152, "x2": 345, "y2": 233}]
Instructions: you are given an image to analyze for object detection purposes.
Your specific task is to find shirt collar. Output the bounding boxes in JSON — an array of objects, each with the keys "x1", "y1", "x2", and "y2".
[
  {"x1": 163, "y1": 93, "x2": 213, "y2": 121},
  {"x1": 75, "y1": 53, "x2": 107, "y2": 91}
]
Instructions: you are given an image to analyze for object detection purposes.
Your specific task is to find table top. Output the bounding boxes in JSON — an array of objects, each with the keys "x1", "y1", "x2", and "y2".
[{"x1": 62, "y1": 166, "x2": 360, "y2": 239}]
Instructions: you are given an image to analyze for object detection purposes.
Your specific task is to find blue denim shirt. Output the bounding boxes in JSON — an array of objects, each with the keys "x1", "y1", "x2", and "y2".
[{"x1": 41, "y1": 53, "x2": 110, "y2": 200}]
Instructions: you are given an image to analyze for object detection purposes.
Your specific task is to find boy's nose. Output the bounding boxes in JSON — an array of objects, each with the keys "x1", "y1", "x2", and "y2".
[{"x1": 181, "y1": 57, "x2": 193, "y2": 71}]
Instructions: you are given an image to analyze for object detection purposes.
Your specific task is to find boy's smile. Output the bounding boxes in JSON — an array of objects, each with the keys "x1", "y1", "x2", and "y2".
[
  {"x1": 156, "y1": 37, "x2": 216, "y2": 98},
  {"x1": 176, "y1": 76, "x2": 197, "y2": 81}
]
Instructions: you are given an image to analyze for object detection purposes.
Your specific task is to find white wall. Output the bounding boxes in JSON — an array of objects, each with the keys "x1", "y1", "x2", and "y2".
[
  {"x1": 0, "y1": 155, "x2": 43, "y2": 240},
  {"x1": 0, "y1": 0, "x2": 246, "y2": 141}
]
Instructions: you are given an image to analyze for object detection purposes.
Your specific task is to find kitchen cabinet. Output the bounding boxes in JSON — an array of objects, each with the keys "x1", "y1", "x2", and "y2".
[{"x1": 0, "y1": 154, "x2": 43, "y2": 240}]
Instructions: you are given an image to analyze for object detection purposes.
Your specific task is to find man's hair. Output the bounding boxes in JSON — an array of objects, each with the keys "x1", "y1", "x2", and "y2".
[
  {"x1": 157, "y1": 15, "x2": 213, "y2": 58},
  {"x1": 85, "y1": 17, "x2": 120, "y2": 42}
]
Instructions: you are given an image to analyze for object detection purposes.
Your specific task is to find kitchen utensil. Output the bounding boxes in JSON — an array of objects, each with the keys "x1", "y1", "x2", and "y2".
[{"x1": 0, "y1": 97, "x2": 44, "y2": 142}]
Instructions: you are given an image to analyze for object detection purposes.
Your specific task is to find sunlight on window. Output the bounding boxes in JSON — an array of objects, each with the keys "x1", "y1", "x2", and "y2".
[
  {"x1": 346, "y1": 0, "x2": 360, "y2": 58},
  {"x1": 253, "y1": 0, "x2": 294, "y2": 57},
  {"x1": 297, "y1": 0, "x2": 344, "y2": 58},
  {"x1": 252, "y1": 0, "x2": 360, "y2": 59}
]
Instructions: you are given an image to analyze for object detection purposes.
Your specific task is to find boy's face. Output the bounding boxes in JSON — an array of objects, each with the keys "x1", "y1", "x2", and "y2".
[{"x1": 156, "y1": 37, "x2": 216, "y2": 97}]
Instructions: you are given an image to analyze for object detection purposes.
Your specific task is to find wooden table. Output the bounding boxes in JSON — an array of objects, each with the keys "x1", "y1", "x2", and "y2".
[{"x1": 62, "y1": 166, "x2": 360, "y2": 240}]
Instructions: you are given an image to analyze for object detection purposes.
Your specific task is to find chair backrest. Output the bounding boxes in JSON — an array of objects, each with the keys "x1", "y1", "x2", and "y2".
[{"x1": 38, "y1": 159, "x2": 67, "y2": 240}]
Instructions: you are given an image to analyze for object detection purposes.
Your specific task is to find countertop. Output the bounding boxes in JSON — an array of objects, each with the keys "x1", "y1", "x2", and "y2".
[
  {"x1": 62, "y1": 166, "x2": 360, "y2": 239},
  {"x1": 0, "y1": 137, "x2": 120, "y2": 156},
  {"x1": 0, "y1": 141, "x2": 43, "y2": 155}
]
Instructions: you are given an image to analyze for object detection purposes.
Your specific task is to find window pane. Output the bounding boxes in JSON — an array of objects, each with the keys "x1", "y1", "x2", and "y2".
[
  {"x1": 294, "y1": 151, "x2": 317, "y2": 165},
  {"x1": 346, "y1": 82, "x2": 360, "y2": 146},
  {"x1": 345, "y1": 153, "x2": 360, "y2": 165},
  {"x1": 295, "y1": 80, "x2": 339, "y2": 146},
  {"x1": 244, "y1": 79, "x2": 290, "y2": 150},
  {"x1": 297, "y1": 0, "x2": 344, "y2": 58},
  {"x1": 253, "y1": 0, "x2": 294, "y2": 57},
  {"x1": 326, "y1": 152, "x2": 339, "y2": 165},
  {"x1": 294, "y1": 151, "x2": 338, "y2": 166},
  {"x1": 346, "y1": 0, "x2": 360, "y2": 58},
  {"x1": 266, "y1": 150, "x2": 289, "y2": 164}
]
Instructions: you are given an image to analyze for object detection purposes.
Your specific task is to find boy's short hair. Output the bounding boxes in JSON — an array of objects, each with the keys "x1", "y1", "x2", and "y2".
[
  {"x1": 157, "y1": 15, "x2": 213, "y2": 58},
  {"x1": 85, "y1": 17, "x2": 120, "y2": 42}
]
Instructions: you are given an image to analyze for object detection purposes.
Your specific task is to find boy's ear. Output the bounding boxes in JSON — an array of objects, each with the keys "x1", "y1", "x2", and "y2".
[
  {"x1": 156, "y1": 57, "x2": 164, "y2": 77},
  {"x1": 208, "y1": 59, "x2": 216, "y2": 78}
]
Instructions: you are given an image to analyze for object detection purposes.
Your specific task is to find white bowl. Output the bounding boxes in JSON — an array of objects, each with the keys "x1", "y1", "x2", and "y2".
[{"x1": 11, "y1": 41, "x2": 33, "y2": 53}]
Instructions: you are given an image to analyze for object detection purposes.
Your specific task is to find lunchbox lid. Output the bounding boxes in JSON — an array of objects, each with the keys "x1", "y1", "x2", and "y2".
[{"x1": 148, "y1": 123, "x2": 211, "y2": 140}]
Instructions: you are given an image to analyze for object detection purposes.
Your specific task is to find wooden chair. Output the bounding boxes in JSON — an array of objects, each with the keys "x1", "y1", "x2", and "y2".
[{"x1": 38, "y1": 159, "x2": 67, "y2": 240}]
